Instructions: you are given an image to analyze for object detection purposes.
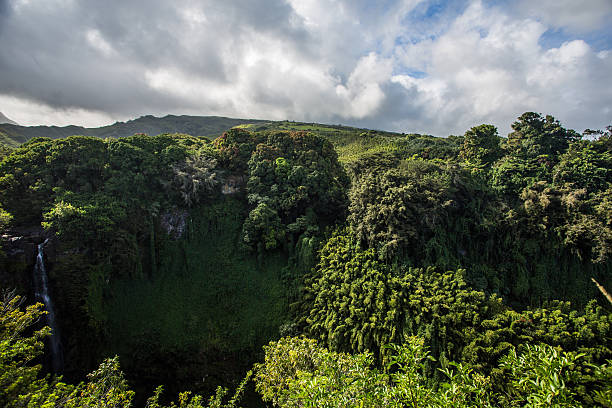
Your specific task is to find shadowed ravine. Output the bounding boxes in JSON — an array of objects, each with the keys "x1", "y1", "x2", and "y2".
[{"x1": 33, "y1": 239, "x2": 64, "y2": 373}]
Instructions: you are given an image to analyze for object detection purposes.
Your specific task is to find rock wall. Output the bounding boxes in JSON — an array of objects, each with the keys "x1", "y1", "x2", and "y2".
[
  {"x1": 221, "y1": 175, "x2": 245, "y2": 195},
  {"x1": 0, "y1": 226, "x2": 48, "y2": 293}
]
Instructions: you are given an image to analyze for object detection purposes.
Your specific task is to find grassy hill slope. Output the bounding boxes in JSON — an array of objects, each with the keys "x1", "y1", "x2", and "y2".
[{"x1": 231, "y1": 120, "x2": 463, "y2": 163}]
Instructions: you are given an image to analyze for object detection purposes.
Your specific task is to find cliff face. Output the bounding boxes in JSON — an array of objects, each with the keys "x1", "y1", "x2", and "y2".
[
  {"x1": 99, "y1": 198, "x2": 290, "y2": 399},
  {"x1": 221, "y1": 175, "x2": 246, "y2": 195},
  {"x1": 0, "y1": 226, "x2": 48, "y2": 294},
  {"x1": 160, "y1": 209, "x2": 189, "y2": 239}
]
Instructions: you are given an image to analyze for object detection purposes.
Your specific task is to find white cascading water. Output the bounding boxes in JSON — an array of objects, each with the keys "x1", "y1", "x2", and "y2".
[{"x1": 33, "y1": 239, "x2": 64, "y2": 373}]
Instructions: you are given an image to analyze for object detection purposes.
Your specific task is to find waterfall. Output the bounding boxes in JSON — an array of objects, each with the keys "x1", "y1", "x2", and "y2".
[{"x1": 33, "y1": 239, "x2": 64, "y2": 373}]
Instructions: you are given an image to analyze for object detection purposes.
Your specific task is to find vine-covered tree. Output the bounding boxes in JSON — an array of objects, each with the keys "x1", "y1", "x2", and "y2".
[
  {"x1": 460, "y1": 124, "x2": 503, "y2": 168},
  {"x1": 242, "y1": 130, "x2": 348, "y2": 251},
  {"x1": 505, "y1": 112, "x2": 580, "y2": 160}
]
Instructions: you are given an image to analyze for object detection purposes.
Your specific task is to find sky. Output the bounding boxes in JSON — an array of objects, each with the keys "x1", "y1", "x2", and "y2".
[{"x1": 0, "y1": 0, "x2": 611, "y2": 136}]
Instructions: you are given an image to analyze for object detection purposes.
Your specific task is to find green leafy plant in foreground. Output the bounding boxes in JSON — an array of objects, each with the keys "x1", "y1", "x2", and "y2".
[
  {"x1": 255, "y1": 336, "x2": 612, "y2": 408},
  {"x1": 500, "y1": 345, "x2": 583, "y2": 407}
]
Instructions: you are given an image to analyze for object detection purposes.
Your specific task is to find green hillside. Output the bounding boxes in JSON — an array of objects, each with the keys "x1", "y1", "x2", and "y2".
[
  {"x1": 230, "y1": 120, "x2": 463, "y2": 164},
  {"x1": 0, "y1": 114, "x2": 463, "y2": 167},
  {"x1": 0, "y1": 113, "x2": 464, "y2": 167}
]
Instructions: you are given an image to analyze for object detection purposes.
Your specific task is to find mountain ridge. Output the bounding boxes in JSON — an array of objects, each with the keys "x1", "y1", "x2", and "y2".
[
  {"x1": 0, "y1": 114, "x2": 270, "y2": 147},
  {"x1": 0, "y1": 113, "x2": 407, "y2": 149}
]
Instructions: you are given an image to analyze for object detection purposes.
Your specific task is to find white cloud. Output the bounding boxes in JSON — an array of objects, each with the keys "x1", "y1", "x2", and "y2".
[
  {"x1": 0, "y1": 0, "x2": 610, "y2": 135},
  {"x1": 390, "y1": 0, "x2": 612, "y2": 134},
  {"x1": 179, "y1": 6, "x2": 208, "y2": 26},
  {"x1": 86, "y1": 29, "x2": 116, "y2": 58},
  {"x1": 336, "y1": 53, "x2": 393, "y2": 118},
  {"x1": 0, "y1": 94, "x2": 118, "y2": 127}
]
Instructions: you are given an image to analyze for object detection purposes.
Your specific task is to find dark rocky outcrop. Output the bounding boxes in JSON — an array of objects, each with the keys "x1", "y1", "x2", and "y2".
[
  {"x1": 0, "y1": 226, "x2": 48, "y2": 293},
  {"x1": 160, "y1": 209, "x2": 189, "y2": 239}
]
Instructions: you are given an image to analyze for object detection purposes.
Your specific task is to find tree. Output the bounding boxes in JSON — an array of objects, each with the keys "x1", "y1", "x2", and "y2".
[
  {"x1": 348, "y1": 157, "x2": 494, "y2": 262},
  {"x1": 500, "y1": 345, "x2": 583, "y2": 407},
  {"x1": 553, "y1": 140, "x2": 612, "y2": 194},
  {"x1": 0, "y1": 142, "x2": 12, "y2": 161},
  {"x1": 0, "y1": 206, "x2": 11, "y2": 230},
  {"x1": 0, "y1": 289, "x2": 62, "y2": 407},
  {"x1": 242, "y1": 130, "x2": 348, "y2": 251},
  {"x1": 506, "y1": 112, "x2": 580, "y2": 160},
  {"x1": 490, "y1": 154, "x2": 549, "y2": 195},
  {"x1": 69, "y1": 357, "x2": 134, "y2": 408},
  {"x1": 170, "y1": 149, "x2": 219, "y2": 207},
  {"x1": 0, "y1": 137, "x2": 54, "y2": 224},
  {"x1": 460, "y1": 124, "x2": 503, "y2": 168},
  {"x1": 0, "y1": 288, "x2": 133, "y2": 407}
]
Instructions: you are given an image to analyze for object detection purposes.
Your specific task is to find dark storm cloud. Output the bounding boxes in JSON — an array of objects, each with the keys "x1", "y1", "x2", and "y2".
[
  {"x1": 0, "y1": 0, "x2": 9, "y2": 16},
  {"x1": 0, "y1": 0, "x2": 311, "y2": 117},
  {"x1": 0, "y1": 0, "x2": 174, "y2": 113},
  {"x1": 76, "y1": 0, "x2": 310, "y2": 77}
]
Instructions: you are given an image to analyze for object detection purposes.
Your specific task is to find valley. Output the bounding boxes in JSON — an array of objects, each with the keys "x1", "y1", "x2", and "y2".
[{"x1": 1, "y1": 113, "x2": 611, "y2": 407}]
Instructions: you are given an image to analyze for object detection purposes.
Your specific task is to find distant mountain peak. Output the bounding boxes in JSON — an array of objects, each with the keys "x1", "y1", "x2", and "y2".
[{"x1": 0, "y1": 112, "x2": 18, "y2": 126}]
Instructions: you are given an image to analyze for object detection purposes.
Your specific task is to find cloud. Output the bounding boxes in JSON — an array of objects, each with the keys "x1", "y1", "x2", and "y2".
[
  {"x1": 0, "y1": 0, "x2": 610, "y2": 134},
  {"x1": 0, "y1": 0, "x2": 415, "y2": 126},
  {"x1": 0, "y1": 0, "x2": 308, "y2": 115},
  {"x1": 515, "y1": 0, "x2": 612, "y2": 33},
  {"x1": 390, "y1": 0, "x2": 612, "y2": 134},
  {"x1": 0, "y1": 0, "x2": 10, "y2": 16},
  {"x1": 335, "y1": 53, "x2": 394, "y2": 119},
  {"x1": 85, "y1": 29, "x2": 117, "y2": 58},
  {"x1": 0, "y1": 94, "x2": 116, "y2": 127}
]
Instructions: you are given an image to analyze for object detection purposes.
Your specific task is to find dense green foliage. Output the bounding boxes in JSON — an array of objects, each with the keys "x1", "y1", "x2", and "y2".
[
  {"x1": 340, "y1": 114, "x2": 612, "y2": 306},
  {"x1": 243, "y1": 131, "x2": 348, "y2": 251},
  {"x1": 505, "y1": 112, "x2": 581, "y2": 159},
  {"x1": 348, "y1": 158, "x2": 493, "y2": 262},
  {"x1": 460, "y1": 124, "x2": 503, "y2": 167},
  {"x1": 7, "y1": 292, "x2": 607, "y2": 408},
  {"x1": 254, "y1": 336, "x2": 611, "y2": 407},
  {"x1": 0, "y1": 289, "x2": 136, "y2": 407},
  {"x1": 296, "y1": 228, "x2": 612, "y2": 400},
  {"x1": 0, "y1": 127, "x2": 347, "y2": 402},
  {"x1": 0, "y1": 112, "x2": 611, "y2": 406}
]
